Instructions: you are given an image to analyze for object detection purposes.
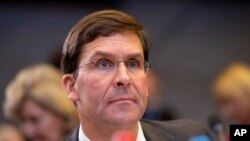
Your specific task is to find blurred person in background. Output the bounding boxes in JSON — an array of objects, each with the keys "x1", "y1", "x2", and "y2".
[
  {"x1": 3, "y1": 63, "x2": 79, "y2": 141},
  {"x1": 212, "y1": 62, "x2": 250, "y2": 125},
  {"x1": 143, "y1": 68, "x2": 178, "y2": 120},
  {"x1": 0, "y1": 122, "x2": 25, "y2": 141}
]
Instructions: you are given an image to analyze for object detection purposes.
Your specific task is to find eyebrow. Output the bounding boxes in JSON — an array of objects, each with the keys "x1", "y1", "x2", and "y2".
[{"x1": 89, "y1": 51, "x2": 144, "y2": 60}]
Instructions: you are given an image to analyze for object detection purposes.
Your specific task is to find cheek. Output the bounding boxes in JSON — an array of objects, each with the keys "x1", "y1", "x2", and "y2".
[
  {"x1": 77, "y1": 75, "x2": 112, "y2": 106},
  {"x1": 37, "y1": 115, "x2": 55, "y2": 132},
  {"x1": 82, "y1": 75, "x2": 111, "y2": 96},
  {"x1": 236, "y1": 99, "x2": 250, "y2": 116},
  {"x1": 37, "y1": 115, "x2": 64, "y2": 140},
  {"x1": 133, "y1": 75, "x2": 148, "y2": 99},
  {"x1": 78, "y1": 72, "x2": 111, "y2": 91}
]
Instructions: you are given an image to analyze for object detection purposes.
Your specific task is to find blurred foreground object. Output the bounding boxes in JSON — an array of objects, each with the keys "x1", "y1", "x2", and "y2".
[{"x1": 208, "y1": 114, "x2": 227, "y2": 141}]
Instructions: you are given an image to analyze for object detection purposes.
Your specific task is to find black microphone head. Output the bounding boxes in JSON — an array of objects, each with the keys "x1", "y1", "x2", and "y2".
[{"x1": 208, "y1": 114, "x2": 223, "y2": 132}]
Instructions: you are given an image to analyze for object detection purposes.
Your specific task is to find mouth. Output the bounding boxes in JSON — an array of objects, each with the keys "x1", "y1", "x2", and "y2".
[{"x1": 109, "y1": 97, "x2": 136, "y2": 104}]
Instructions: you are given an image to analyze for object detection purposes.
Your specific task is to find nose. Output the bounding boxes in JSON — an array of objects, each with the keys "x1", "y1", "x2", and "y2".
[{"x1": 113, "y1": 62, "x2": 131, "y2": 88}]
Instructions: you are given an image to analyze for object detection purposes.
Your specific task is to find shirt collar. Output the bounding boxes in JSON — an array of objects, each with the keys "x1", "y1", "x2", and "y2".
[
  {"x1": 137, "y1": 121, "x2": 147, "y2": 141},
  {"x1": 78, "y1": 122, "x2": 146, "y2": 141},
  {"x1": 78, "y1": 124, "x2": 90, "y2": 141}
]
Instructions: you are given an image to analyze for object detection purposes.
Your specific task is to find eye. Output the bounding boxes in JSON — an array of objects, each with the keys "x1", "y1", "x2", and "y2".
[
  {"x1": 127, "y1": 59, "x2": 141, "y2": 69},
  {"x1": 95, "y1": 59, "x2": 113, "y2": 69}
]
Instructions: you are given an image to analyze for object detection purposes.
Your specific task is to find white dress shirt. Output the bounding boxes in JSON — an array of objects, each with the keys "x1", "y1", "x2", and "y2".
[{"x1": 78, "y1": 122, "x2": 146, "y2": 141}]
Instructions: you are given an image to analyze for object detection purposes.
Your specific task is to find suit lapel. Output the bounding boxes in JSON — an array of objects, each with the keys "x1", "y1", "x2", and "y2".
[{"x1": 141, "y1": 120, "x2": 174, "y2": 141}]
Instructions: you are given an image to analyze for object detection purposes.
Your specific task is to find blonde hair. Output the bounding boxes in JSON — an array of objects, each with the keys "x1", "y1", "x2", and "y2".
[
  {"x1": 212, "y1": 62, "x2": 250, "y2": 103},
  {"x1": 3, "y1": 63, "x2": 78, "y2": 135}
]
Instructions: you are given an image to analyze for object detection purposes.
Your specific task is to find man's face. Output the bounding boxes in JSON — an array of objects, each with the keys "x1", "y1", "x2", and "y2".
[{"x1": 67, "y1": 32, "x2": 148, "y2": 128}]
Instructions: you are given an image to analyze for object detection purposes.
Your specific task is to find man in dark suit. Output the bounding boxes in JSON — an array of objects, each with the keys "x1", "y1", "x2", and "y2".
[
  {"x1": 61, "y1": 9, "x2": 212, "y2": 141},
  {"x1": 65, "y1": 119, "x2": 211, "y2": 141}
]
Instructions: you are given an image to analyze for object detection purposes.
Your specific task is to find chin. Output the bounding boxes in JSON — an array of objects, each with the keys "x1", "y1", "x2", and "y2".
[{"x1": 109, "y1": 113, "x2": 141, "y2": 127}]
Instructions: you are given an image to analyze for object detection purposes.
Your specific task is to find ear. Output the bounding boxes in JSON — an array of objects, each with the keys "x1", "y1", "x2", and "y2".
[{"x1": 62, "y1": 74, "x2": 79, "y2": 102}]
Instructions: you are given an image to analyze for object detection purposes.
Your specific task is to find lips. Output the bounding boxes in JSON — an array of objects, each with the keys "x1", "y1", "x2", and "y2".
[{"x1": 109, "y1": 96, "x2": 136, "y2": 103}]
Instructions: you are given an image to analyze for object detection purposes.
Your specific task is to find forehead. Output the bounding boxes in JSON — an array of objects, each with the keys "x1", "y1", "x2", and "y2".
[{"x1": 80, "y1": 32, "x2": 144, "y2": 60}]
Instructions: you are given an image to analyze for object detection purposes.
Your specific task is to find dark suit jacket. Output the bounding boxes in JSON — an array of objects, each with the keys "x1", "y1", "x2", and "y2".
[{"x1": 63, "y1": 119, "x2": 212, "y2": 141}]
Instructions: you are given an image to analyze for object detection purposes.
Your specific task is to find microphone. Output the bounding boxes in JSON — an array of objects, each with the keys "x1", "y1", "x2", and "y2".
[
  {"x1": 111, "y1": 131, "x2": 136, "y2": 141},
  {"x1": 208, "y1": 114, "x2": 227, "y2": 141},
  {"x1": 188, "y1": 135, "x2": 211, "y2": 141}
]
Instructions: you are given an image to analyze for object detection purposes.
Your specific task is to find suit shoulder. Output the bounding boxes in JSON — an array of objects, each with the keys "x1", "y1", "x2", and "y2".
[
  {"x1": 62, "y1": 126, "x2": 79, "y2": 141},
  {"x1": 141, "y1": 119, "x2": 209, "y2": 136}
]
